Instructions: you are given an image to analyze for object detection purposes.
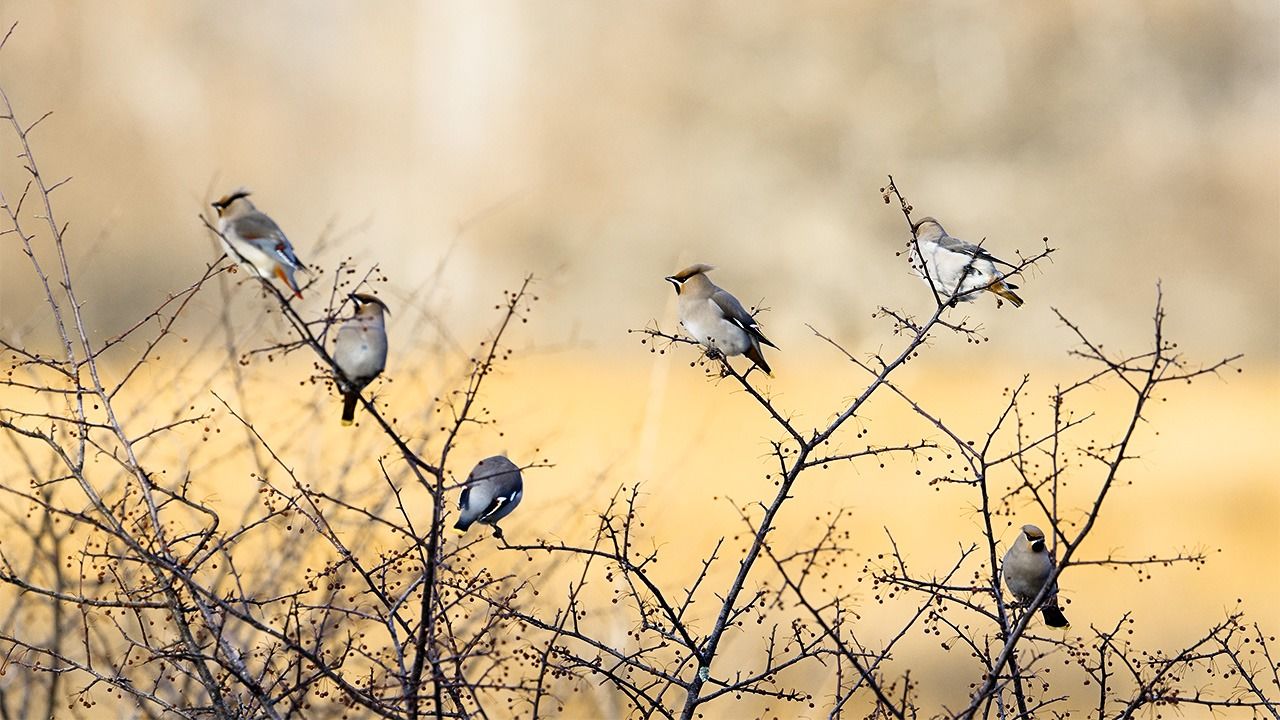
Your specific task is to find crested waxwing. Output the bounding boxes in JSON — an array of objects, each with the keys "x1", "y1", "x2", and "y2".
[
  {"x1": 664, "y1": 264, "x2": 778, "y2": 376},
  {"x1": 1002, "y1": 524, "x2": 1070, "y2": 628},
  {"x1": 333, "y1": 293, "x2": 389, "y2": 426},
  {"x1": 910, "y1": 217, "x2": 1023, "y2": 308},
  {"x1": 454, "y1": 455, "x2": 524, "y2": 536},
  {"x1": 212, "y1": 189, "x2": 307, "y2": 299}
]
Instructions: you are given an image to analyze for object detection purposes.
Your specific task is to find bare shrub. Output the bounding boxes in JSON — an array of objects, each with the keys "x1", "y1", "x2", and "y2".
[{"x1": 0, "y1": 26, "x2": 1273, "y2": 720}]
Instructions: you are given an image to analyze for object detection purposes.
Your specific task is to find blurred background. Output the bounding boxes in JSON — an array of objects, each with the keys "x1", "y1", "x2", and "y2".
[
  {"x1": 0, "y1": 1, "x2": 1277, "y2": 714},
  {"x1": 0, "y1": 0, "x2": 1276, "y2": 359}
]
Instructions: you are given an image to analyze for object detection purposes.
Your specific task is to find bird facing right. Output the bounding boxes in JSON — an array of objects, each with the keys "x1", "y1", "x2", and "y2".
[
  {"x1": 333, "y1": 293, "x2": 389, "y2": 426},
  {"x1": 212, "y1": 189, "x2": 308, "y2": 299},
  {"x1": 664, "y1": 264, "x2": 778, "y2": 376},
  {"x1": 1002, "y1": 524, "x2": 1070, "y2": 628},
  {"x1": 910, "y1": 217, "x2": 1024, "y2": 308},
  {"x1": 454, "y1": 456, "x2": 524, "y2": 537}
]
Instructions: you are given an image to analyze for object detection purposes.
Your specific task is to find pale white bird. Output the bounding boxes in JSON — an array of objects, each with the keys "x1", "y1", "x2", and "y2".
[
  {"x1": 333, "y1": 293, "x2": 389, "y2": 426},
  {"x1": 910, "y1": 217, "x2": 1023, "y2": 307},
  {"x1": 1002, "y1": 524, "x2": 1070, "y2": 628},
  {"x1": 212, "y1": 189, "x2": 307, "y2": 298},
  {"x1": 664, "y1": 264, "x2": 777, "y2": 375},
  {"x1": 454, "y1": 456, "x2": 524, "y2": 537}
]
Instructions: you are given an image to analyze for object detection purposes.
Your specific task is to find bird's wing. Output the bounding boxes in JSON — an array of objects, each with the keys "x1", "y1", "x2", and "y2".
[
  {"x1": 937, "y1": 234, "x2": 1017, "y2": 269},
  {"x1": 231, "y1": 214, "x2": 306, "y2": 270},
  {"x1": 935, "y1": 233, "x2": 991, "y2": 259},
  {"x1": 457, "y1": 486, "x2": 471, "y2": 511},
  {"x1": 711, "y1": 289, "x2": 778, "y2": 349},
  {"x1": 1046, "y1": 551, "x2": 1061, "y2": 594},
  {"x1": 477, "y1": 495, "x2": 509, "y2": 522}
]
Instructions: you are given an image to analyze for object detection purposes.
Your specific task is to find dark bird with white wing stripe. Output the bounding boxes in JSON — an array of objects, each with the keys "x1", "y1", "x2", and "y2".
[{"x1": 454, "y1": 456, "x2": 524, "y2": 536}]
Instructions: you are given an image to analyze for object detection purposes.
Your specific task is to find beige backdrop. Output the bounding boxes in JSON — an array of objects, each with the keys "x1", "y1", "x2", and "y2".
[
  {"x1": 0, "y1": 1, "x2": 1277, "y2": 360},
  {"x1": 0, "y1": 2, "x2": 1277, "y2": 715}
]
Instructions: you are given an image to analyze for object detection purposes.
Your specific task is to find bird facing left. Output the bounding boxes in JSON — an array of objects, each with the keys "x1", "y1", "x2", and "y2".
[
  {"x1": 909, "y1": 217, "x2": 1024, "y2": 308},
  {"x1": 665, "y1": 264, "x2": 778, "y2": 376},
  {"x1": 212, "y1": 189, "x2": 308, "y2": 299}
]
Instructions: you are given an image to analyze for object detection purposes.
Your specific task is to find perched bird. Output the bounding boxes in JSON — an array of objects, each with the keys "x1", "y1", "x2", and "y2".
[
  {"x1": 333, "y1": 293, "x2": 389, "y2": 426},
  {"x1": 212, "y1": 189, "x2": 307, "y2": 299},
  {"x1": 1002, "y1": 524, "x2": 1070, "y2": 628},
  {"x1": 664, "y1": 264, "x2": 778, "y2": 375},
  {"x1": 454, "y1": 456, "x2": 524, "y2": 536},
  {"x1": 910, "y1": 217, "x2": 1023, "y2": 307}
]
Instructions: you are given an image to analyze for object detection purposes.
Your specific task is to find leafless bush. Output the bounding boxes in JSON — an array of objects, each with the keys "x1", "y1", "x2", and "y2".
[{"x1": 0, "y1": 26, "x2": 1274, "y2": 720}]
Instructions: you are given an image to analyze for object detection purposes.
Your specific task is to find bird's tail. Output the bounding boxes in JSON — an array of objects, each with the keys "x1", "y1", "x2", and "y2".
[
  {"x1": 274, "y1": 265, "x2": 304, "y2": 299},
  {"x1": 744, "y1": 345, "x2": 773, "y2": 377},
  {"x1": 1041, "y1": 604, "x2": 1070, "y2": 628},
  {"x1": 341, "y1": 393, "x2": 359, "y2": 426},
  {"x1": 989, "y1": 280, "x2": 1023, "y2": 308},
  {"x1": 452, "y1": 518, "x2": 471, "y2": 534},
  {"x1": 755, "y1": 331, "x2": 780, "y2": 350}
]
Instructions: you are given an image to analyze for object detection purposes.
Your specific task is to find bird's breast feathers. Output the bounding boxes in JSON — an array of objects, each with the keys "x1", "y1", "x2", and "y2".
[
  {"x1": 220, "y1": 234, "x2": 279, "y2": 276},
  {"x1": 683, "y1": 300, "x2": 752, "y2": 355}
]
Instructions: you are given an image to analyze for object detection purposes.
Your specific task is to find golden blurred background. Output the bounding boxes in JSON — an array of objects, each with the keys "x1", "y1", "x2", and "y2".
[{"x1": 1, "y1": 1, "x2": 1277, "y2": 715}]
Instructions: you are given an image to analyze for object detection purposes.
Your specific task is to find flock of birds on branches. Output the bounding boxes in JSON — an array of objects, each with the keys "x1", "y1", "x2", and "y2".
[{"x1": 209, "y1": 186, "x2": 1069, "y2": 630}]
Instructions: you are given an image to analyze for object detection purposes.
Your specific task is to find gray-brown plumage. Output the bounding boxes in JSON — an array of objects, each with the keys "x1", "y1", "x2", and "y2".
[
  {"x1": 333, "y1": 293, "x2": 388, "y2": 426},
  {"x1": 1002, "y1": 524, "x2": 1070, "y2": 628},
  {"x1": 664, "y1": 264, "x2": 777, "y2": 375},
  {"x1": 910, "y1": 217, "x2": 1023, "y2": 307},
  {"x1": 454, "y1": 455, "x2": 524, "y2": 536},
  {"x1": 212, "y1": 189, "x2": 307, "y2": 298}
]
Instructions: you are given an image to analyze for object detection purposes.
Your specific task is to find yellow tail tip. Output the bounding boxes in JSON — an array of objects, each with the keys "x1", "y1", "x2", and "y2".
[
  {"x1": 990, "y1": 285, "x2": 1024, "y2": 308},
  {"x1": 340, "y1": 418, "x2": 353, "y2": 427}
]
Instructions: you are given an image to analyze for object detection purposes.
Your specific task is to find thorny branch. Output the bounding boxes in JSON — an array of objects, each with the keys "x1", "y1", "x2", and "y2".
[{"x1": 0, "y1": 30, "x2": 1270, "y2": 720}]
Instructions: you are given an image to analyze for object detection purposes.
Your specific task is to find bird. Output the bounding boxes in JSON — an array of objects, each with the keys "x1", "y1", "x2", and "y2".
[
  {"x1": 212, "y1": 189, "x2": 307, "y2": 299},
  {"x1": 909, "y1": 217, "x2": 1023, "y2": 308},
  {"x1": 333, "y1": 293, "x2": 389, "y2": 426},
  {"x1": 664, "y1": 264, "x2": 778, "y2": 375},
  {"x1": 1002, "y1": 524, "x2": 1070, "y2": 628},
  {"x1": 454, "y1": 456, "x2": 524, "y2": 537}
]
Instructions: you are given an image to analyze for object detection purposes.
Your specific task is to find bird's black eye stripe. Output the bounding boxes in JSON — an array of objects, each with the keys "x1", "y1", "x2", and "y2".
[{"x1": 214, "y1": 190, "x2": 251, "y2": 209}]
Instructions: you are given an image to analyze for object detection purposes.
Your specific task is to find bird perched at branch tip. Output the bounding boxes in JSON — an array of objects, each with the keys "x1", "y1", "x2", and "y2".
[
  {"x1": 334, "y1": 293, "x2": 389, "y2": 426},
  {"x1": 665, "y1": 264, "x2": 778, "y2": 376},
  {"x1": 212, "y1": 189, "x2": 308, "y2": 299},
  {"x1": 1002, "y1": 524, "x2": 1070, "y2": 628},
  {"x1": 454, "y1": 456, "x2": 524, "y2": 537},
  {"x1": 909, "y1": 217, "x2": 1023, "y2": 308}
]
